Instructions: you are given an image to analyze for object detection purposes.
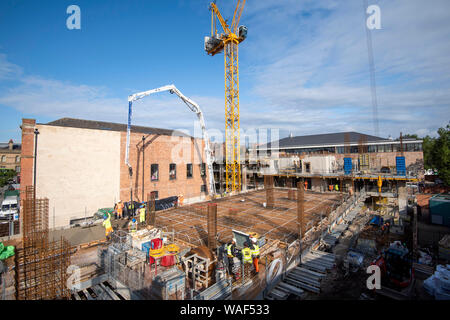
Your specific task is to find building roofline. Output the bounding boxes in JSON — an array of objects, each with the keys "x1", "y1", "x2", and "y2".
[{"x1": 38, "y1": 117, "x2": 191, "y2": 138}]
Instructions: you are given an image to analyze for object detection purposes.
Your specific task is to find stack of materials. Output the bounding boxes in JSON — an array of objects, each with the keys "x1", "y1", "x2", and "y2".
[
  {"x1": 151, "y1": 268, "x2": 185, "y2": 300},
  {"x1": 439, "y1": 235, "x2": 450, "y2": 261},
  {"x1": 131, "y1": 228, "x2": 161, "y2": 251},
  {"x1": 193, "y1": 278, "x2": 232, "y2": 300},
  {"x1": 423, "y1": 264, "x2": 450, "y2": 300},
  {"x1": 268, "y1": 250, "x2": 335, "y2": 299}
]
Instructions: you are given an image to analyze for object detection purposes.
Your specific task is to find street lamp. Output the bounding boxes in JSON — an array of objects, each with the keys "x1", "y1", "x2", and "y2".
[{"x1": 33, "y1": 128, "x2": 39, "y2": 199}]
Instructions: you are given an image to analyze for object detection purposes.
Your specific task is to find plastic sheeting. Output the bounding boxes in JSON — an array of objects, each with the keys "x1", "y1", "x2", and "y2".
[{"x1": 423, "y1": 264, "x2": 450, "y2": 300}]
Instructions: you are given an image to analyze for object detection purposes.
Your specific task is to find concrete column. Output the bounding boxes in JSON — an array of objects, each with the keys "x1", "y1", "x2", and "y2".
[
  {"x1": 242, "y1": 166, "x2": 247, "y2": 192},
  {"x1": 398, "y1": 181, "x2": 407, "y2": 215}
]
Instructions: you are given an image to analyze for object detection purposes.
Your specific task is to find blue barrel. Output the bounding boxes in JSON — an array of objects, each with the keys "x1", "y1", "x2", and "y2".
[
  {"x1": 142, "y1": 241, "x2": 152, "y2": 257},
  {"x1": 396, "y1": 156, "x2": 406, "y2": 176},
  {"x1": 344, "y1": 157, "x2": 352, "y2": 174}
]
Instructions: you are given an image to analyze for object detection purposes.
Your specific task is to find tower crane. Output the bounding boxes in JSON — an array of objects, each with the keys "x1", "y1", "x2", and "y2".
[
  {"x1": 126, "y1": 84, "x2": 216, "y2": 197},
  {"x1": 204, "y1": 0, "x2": 247, "y2": 194}
]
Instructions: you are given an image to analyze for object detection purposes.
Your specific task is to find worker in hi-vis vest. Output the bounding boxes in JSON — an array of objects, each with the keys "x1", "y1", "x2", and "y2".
[
  {"x1": 139, "y1": 204, "x2": 146, "y2": 225},
  {"x1": 242, "y1": 242, "x2": 253, "y2": 265},
  {"x1": 227, "y1": 238, "x2": 237, "y2": 274},
  {"x1": 129, "y1": 218, "x2": 138, "y2": 233},
  {"x1": 115, "y1": 200, "x2": 124, "y2": 219},
  {"x1": 250, "y1": 237, "x2": 260, "y2": 273},
  {"x1": 102, "y1": 213, "x2": 113, "y2": 240}
]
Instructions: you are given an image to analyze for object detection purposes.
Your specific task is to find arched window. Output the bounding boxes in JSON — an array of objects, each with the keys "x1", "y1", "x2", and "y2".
[
  {"x1": 1, "y1": 155, "x2": 6, "y2": 162},
  {"x1": 16, "y1": 156, "x2": 20, "y2": 163}
]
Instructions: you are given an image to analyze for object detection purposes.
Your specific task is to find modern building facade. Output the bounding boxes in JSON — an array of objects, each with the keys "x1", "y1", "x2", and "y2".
[{"x1": 20, "y1": 118, "x2": 211, "y2": 228}]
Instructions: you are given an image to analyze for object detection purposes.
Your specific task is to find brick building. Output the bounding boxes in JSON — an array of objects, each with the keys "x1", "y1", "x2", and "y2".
[
  {"x1": 20, "y1": 118, "x2": 210, "y2": 228},
  {"x1": 0, "y1": 139, "x2": 21, "y2": 172}
]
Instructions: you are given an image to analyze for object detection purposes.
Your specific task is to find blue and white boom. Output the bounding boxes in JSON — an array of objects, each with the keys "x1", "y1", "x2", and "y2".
[{"x1": 126, "y1": 84, "x2": 216, "y2": 196}]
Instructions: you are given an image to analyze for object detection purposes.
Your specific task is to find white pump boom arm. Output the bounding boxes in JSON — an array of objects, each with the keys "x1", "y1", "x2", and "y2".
[{"x1": 126, "y1": 84, "x2": 216, "y2": 196}]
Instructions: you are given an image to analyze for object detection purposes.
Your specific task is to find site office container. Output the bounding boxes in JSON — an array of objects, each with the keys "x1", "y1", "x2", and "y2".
[{"x1": 429, "y1": 194, "x2": 450, "y2": 227}]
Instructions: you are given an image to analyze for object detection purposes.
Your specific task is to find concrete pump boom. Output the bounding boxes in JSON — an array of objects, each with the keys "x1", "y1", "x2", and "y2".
[{"x1": 126, "y1": 84, "x2": 216, "y2": 196}]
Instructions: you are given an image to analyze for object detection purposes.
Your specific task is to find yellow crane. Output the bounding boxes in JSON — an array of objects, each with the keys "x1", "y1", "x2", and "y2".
[{"x1": 204, "y1": 0, "x2": 247, "y2": 193}]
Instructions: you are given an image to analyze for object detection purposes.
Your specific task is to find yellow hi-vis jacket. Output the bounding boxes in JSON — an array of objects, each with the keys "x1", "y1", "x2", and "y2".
[
  {"x1": 251, "y1": 244, "x2": 260, "y2": 258},
  {"x1": 242, "y1": 247, "x2": 252, "y2": 263},
  {"x1": 139, "y1": 208, "x2": 146, "y2": 222},
  {"x1": 227, "y1": 244, "x2": 235, "y2": 257},
  {"x1": 102, "y1": 213, "x2": 111, "y2": 229}
]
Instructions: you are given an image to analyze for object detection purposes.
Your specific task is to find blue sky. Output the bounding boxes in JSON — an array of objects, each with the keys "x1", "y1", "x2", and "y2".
[{"x1": 0, "y1": 0, "x2": 449, "y2": 143}]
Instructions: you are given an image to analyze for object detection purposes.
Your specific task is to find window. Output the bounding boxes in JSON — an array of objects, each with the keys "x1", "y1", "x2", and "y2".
[
  {"x1": 368, "y1": 145, "x2": 377, "y2": 153},
  {"x1": 15, "y1": 166, "x2": 20, "y2": 173},
  {"x1": 305, "y1": 162, "x2": 311, "y2": 173},
  {"x1": 15, "y1": 156, "x2": 20, "y2": 163},
  {"x1": 169, "y1": 163, "x2": 176, "y2": 180},
  {"x1": 1, "y1": 156, "x2": 5, "y2": 162},
  {"x1": 201, "y1": 185, "x2": 207, "y2": 193},
  {"x1": 151, "y1": 164, "x2": 159, "y2": 181},
  {"x1": 150, "y1": 191, "x2": 159, "y2": 200},
  {"x1": 200, "y1": 163, "x2": 206, "y2": 177},
  {"x1": 187, "y1": 163, "x2": 193, "y2": 178}
]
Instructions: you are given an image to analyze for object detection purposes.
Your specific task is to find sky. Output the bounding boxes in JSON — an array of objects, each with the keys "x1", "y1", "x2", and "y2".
[{"x1": 0, "y1": 0, "x2": 449, "y2": 144}]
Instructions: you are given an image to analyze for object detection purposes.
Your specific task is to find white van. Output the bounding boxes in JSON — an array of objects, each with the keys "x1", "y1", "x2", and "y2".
[{"x1": 1, "y1": 196, "x2": 19, "y2": 220}]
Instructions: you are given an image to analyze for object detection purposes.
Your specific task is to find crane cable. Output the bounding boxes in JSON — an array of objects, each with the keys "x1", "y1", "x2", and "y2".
[{"x1": 363, "y1": 0, "x2": 380, "y2": 137}]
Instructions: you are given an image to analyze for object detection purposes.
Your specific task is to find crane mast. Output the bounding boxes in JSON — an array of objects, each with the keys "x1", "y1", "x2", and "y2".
[{"x1": 205, "y1": 0, "x2": 247, "y2": 194}]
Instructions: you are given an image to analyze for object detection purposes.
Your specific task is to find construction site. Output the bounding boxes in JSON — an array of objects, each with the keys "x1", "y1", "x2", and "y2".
[{"x1": 0, "y1": 0, "x2": 449, "y2": 303}]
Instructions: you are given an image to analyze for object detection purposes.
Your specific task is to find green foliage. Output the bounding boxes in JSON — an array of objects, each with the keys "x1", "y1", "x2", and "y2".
[
  {"x1": 403, "y1": 124, "x2": 449, "y2": 185},
  {"x1": 402, "y1": 134, "x2": 419, "y2": 140},
  {"x1": 430, "y1": 124, "x2": 450, "y2": 185},
  {"x1": 0, "y1": 169, "x2": 16, "y2": 188},
  {"x1": 423, "y1": 135, "x2": 435, "y2": 169}
]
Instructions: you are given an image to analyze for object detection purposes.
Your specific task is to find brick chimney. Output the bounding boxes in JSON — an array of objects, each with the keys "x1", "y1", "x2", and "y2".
[{"x1": 8, "y1": 139, "x2": 13, "y2": 150}]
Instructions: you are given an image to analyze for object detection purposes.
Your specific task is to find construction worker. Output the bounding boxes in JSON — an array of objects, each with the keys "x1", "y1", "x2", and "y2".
[
  {"x1": 335, "y1": 184, "x2": 339, "y2": 191},
  {"x1": 116, "y1": 200, "x2": 124, "y2": 219},
  {"x1": 178, "y1": 194, "x2": 184, "y2": 206},
  {"x1": 227, "y1": 238, "x2": 237, "y2": 275},
  {"x1": 250, "y1": 237, "x2": 260, "y2": 273},
  {"x1": 102, "y1": 213, "x2": 113, "y2": 240},
  {"x1": 128, "y1": 202, "x2": 135, "y2": 218},
  {"x1": 329, "y1": 185, "x2": 333, "y2": 192},
  {"x1": 139, "y1": 204, "x2": 146, "y2": 226},
  {"x1": 304, "y1": 180, "x2": 308, "y2": 191},
  {"x1": 242, "y1": 242, "x2": 253, "y2": 266},
  {"x1": 129, "y1": 218, "x2": 138, "y2": 233}
]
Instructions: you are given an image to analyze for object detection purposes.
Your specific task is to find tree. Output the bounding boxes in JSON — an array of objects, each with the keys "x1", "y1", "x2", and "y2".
[
  {"x1": 0, "y1": 169, "x2": 16, "y2": 187},
  {"x1": 423, "y1": 135, "x2": 435, "y2": 170},
  {"x1": 429, "y1": 124, "x2": 450, "y2": 185}
]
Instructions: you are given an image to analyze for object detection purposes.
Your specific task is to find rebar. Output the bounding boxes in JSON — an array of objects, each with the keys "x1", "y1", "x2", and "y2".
[{"x1": 15, "y1": 186, "x2": 71, "y2": 300}]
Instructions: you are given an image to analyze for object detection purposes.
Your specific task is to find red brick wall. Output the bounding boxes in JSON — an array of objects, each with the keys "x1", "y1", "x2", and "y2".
[
  {"x1": 119, "y1": 131, "x2": 209, "y2": 202},
  {"x1": 20, "y1": 119, "x2": 36, "y2": 200}
]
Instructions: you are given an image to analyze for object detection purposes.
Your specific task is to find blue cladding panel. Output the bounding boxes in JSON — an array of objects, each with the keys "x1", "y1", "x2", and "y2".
[
  {"x1": 344, "y1": 157, "x2": 352, "y2": 174},
  {"x1": 396, "y1": 156, "x2": 406, "y2": 175}
]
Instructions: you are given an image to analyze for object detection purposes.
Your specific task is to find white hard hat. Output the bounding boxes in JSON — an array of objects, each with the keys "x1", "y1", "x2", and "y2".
[
  {"x1": 232, "y1": 238, "x2": 236, "y2": 243},
  {"x1": 251, "y1": 237, "x2": 257, "y2": 243}
]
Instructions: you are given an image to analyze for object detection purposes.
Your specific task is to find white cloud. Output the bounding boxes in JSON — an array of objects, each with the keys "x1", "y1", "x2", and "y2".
[
  {"x1": 0, "y1": 0, "x2": 449, "y2": 141},
  {"x1": 0, "y1": 54, "x2": 22, "y2": 79}
]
